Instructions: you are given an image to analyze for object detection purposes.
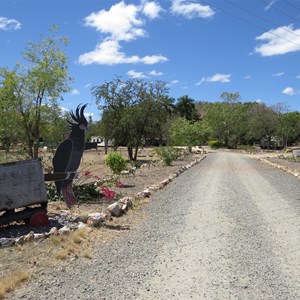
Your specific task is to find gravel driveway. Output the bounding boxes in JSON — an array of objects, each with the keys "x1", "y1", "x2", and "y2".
[{"x1": 11, "y1": 152, "x2": 300, "y2": 299}]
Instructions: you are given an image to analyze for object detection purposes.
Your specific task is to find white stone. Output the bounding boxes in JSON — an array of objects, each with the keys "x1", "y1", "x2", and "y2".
[{"x1": 107, "y1": 202, "x2": 122, "y2": 217}]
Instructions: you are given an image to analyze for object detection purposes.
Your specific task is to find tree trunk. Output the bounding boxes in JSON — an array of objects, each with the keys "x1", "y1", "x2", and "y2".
[
  {"x1": 133, "y1": 145, "x2": 139, "y2": 161},
  {"x1": 128, "y1": 146, "x2": 134, "y2": 160},
  {"x1": 105, "y1": 140, "x2": 108, "y2": 154},
  {"x1": 33, "y1": 142, "x2": 39, "y2": 159},
  {"x1": 27, "y1": 140, "x2": 34, "y2": 158}
]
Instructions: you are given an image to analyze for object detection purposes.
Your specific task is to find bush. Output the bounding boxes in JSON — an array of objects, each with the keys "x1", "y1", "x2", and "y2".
[
  {"x1": 104, "y1": 152, "x2": 127, "y2": 175},
  {"x1": 155, "y1": 146, "x2": 180, "y2": 166},
  {"x1": 45, "y1": 182, "x2": 100, "y2": 202},
  {"x1": 237, "y1": 145, "x2": 256, "y2": 152},
  {"x1": 208, "y1": 140, "x2": 224, "y2": 149}
]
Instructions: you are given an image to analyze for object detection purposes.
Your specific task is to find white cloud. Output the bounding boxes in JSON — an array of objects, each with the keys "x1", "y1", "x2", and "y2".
[
  {"x1": 0, "y1": 17, "x2": 21, "y2": 30},
  {"x1": 79, "y1": 39, "x2": 168, "y2": 65},
  {"x1": 149, "y1": 70, "x2": 163, "y2": 76},
  {"x1": 83, "y1": 2, "x2": 144, "y2": 42},
  {"x1": 272, "y1": 72, "x2": 284, "y2": 77},
  {"x1": 244, "y1": 75, "x2": 252, "y2": 80},
  {"x1": 142, "y1": 1, "x2": 163, "y2": 19},
  {"x1": 264, "y1": 0, "x2": 277, "y2": 11},
  {"x1": 296, "y1": 75, "x2": 300, "y2": 79},
  {"x1": 282, "y1": 87, "x2": 295, "y2": 96},
  {"x1": 127, "y1": 69, "x2": 147, "y2": 78},
  {"x1": 196, "y1": 73, "x2": 231, "y2": 85},
  {"x1": 255, "y1": 25, "x2": 300, "y2": 56},
  {"x1": 171, "y1": 0, "x2": 215, "y2": 19},
  {"x1": 71, "y1": 89, "x2": 80, "y2": 95},
  {"x1": 127, "y1": 69, "x2": 163, "y2": 78},
  {"x1": 167, "y1": 79, "x2": 179, "y2": 87},
  {"x1": 80, "y1": 1, "x2": 167, "y2": 66},
  {"x1": 142, "y1": 55, "x2": 168, "y2": 64}
]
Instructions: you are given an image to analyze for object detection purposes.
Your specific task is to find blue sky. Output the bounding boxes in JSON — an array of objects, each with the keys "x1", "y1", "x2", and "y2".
[{"x1": 1, "y1": 0, "x2": 300, "y2": 120}]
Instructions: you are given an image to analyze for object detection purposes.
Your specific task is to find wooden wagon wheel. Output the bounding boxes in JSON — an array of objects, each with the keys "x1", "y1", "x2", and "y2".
[{"x1": 29, "y1": 211, "x2": 48, "y2": 227}]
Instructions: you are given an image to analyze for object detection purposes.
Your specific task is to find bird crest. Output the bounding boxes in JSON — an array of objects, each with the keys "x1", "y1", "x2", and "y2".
[{"x1": 67, "y1": 104, "x2": 88, "y2": 129}]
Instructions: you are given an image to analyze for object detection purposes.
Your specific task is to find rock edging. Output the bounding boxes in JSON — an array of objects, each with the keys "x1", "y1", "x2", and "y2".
[
  {"x1": 259, "y1": 158, "x2": 300, "y2": 178},
  {"x1": 0, "y1": 156, "x2": 206, "y2": 248}
]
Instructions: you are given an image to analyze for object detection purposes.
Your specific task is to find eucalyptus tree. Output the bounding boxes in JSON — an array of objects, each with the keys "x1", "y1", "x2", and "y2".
[
  {"x1": 0, "y1": 25, "x2": 72, "y2": 158},
  {"x1": 92, "y1": 77, "x2": 171, "y2": 160}
]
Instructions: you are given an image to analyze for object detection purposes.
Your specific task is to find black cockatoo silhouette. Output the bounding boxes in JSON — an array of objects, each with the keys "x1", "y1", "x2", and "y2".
[{"x1": 53, "y1": 104, "x2": 88, "y2": 208}]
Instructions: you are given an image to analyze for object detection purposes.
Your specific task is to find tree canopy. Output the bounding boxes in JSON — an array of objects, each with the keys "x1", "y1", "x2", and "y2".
[
  {"x1": 92, "y1": 77, "x2": 171, "y2": 160},
  {"x1": 0, "y1": 25, "x2": 72, "y2": 158}
]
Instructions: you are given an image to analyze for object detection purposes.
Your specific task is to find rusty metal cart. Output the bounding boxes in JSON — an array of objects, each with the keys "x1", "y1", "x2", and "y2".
[
  {"x1": 0, "y1": 158, "x2": 78, "y2": 227},
  {"x1": 0, "y1": 159, "x2": 48, "y2": 227}
]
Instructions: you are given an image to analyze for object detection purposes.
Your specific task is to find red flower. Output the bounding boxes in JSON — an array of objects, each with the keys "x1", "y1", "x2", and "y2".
[{"x1": 116, "y1": 181, "x2": 124, "y2": 188}]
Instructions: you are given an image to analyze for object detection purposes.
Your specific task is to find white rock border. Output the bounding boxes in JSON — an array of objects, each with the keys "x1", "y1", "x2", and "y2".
[
  {"x1": 0, "y1": 156, "x2": 206, "y2": 248},
  {"x1": 259, "y1": 158, "x2": 300, "y2": 178}
]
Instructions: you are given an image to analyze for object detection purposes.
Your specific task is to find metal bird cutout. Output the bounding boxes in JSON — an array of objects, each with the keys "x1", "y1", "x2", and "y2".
[{"x1": 52, "y1": 104, "x2": 88, "y2": 208}]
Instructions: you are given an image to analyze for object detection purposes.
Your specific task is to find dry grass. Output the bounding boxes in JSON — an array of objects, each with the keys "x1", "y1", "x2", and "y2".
[
  {"x1": 0, "y1": 227, "x2": 94, "y2": 298},
  {"x1": 0, "y1": 209, "x2": 144, "y2": 299},
  {"x1": 0, "y1": 271, "x2": 30, "y2": 299}
]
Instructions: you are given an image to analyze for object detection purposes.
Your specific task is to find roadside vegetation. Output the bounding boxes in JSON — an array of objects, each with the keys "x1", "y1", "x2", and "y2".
[
  {"x1": 1, "y1": 27, "x2": 300, "y2": 163},
  {"x1": 1, "y1": 23, "x2": 299, "y2": 239}
]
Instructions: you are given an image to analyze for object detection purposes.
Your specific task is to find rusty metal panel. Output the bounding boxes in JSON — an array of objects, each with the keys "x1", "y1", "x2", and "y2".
[{"x1": 0, "y1": 160, "x2": 47, "y2": 211}]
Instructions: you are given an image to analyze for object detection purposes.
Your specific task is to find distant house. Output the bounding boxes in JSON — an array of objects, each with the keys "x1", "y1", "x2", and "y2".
[
  {"x1": 259, "y1": 136, "x2": 284, "y2": 150},
  {"x1": 90, "y1": 136, "x2": 113, "y2": 147}
]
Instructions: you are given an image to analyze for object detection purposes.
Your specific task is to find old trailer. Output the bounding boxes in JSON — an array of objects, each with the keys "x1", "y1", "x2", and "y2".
[{"x1": 0, "y1": 159, "x2": 48, "y2": 227}]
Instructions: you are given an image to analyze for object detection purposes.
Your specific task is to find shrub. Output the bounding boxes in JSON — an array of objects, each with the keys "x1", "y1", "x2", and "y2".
[
  {"x1": 208, "y1": 140, "x2": 224, "y2": 149},
  {"x1": 45, "y1": 182, "x2": 100, "y2": 202},
  {"x1": 155, "y1": 146, "x2": 180, "y2": 166},
  {"x1": 237, "y1": 145, "x2": 256, "y2": 152},
  {"x1": 104, "y1": 152, "x2": 127, "y2": 175}
]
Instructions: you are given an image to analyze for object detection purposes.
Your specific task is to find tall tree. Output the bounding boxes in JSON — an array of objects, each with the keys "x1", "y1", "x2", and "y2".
[
  {"x1": 276, "y1": 111, "x2": 300, "y2": 147},
  {"x1": 92, "y1": 77, "x2": 170, "y2": 160},
  {"x1": 0, "y1": 25, "x2": 72, "y2": 158},
  {"x1": 248, "y1": 103, "x2": 279, "y2": 149},
  {"x1": 204, "y1": 92, "x2": 245, "y2": 147},
  {"x1": 170, "y1": 118, "x2": 210, "y2": 151},
  {"x1": 175, "y1": 95, "x2": 200, "y2": 122}
]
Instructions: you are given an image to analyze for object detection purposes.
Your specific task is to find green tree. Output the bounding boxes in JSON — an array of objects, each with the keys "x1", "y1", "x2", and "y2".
[
  {"x1": 248, "y1": 103, "x2": 279, "y2": 149},
  {"x1": 39, "y1": 105, "x2": 70, "y2": 150},
  {"x1": 0, "y1": 70, "x2": 23, "y2": 153},
  {"x1": 276, "y1": 111, "x2": 300, "y2": 147},
  {"x1": 92, "y1": 77, "x2": 170, "y2": 160},
  {"x1": 170, "y1": 118, "x2": 210, "y2": 151},
  {"x1": 204, "y1": 92, "x2": 246, "y2": 148},
  {"x1": 0, "y1": 25, "x2": 72, "y2": 158}
]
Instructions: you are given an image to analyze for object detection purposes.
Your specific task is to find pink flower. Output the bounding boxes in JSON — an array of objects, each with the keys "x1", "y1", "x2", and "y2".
[{"x1": 101, "y1": 187, "x2": 116, "y2": 200}]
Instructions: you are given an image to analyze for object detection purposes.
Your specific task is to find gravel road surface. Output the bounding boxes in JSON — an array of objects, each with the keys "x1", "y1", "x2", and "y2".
[{"x1": 11, "y1": 152, "x2": 300, "y2": 299}]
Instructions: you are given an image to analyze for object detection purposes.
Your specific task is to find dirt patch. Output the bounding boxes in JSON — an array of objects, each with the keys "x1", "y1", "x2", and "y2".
[{"x1": 45, "y1": 148, "x2": 203, "y2": 215}]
